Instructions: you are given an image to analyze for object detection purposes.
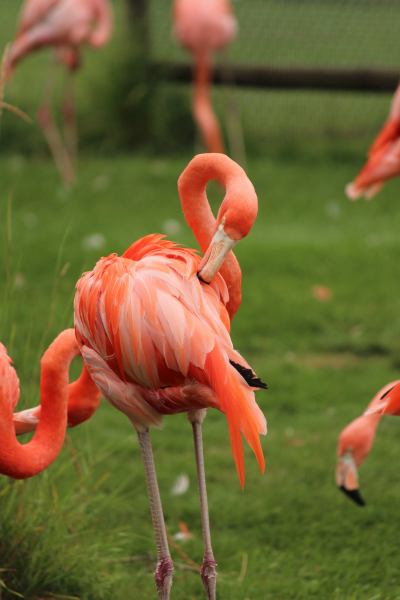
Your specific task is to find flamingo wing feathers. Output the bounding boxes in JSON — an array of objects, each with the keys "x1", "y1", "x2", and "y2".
[
  {"x1": 8, "y1": 0, "x2": 113, "y2": 74},
  {"x1": 367, "y1": 118, "x2": 400, "y2": 158},
  {"x1": 75, "y1": 235, "x2": 266, "y2": 485},
  {"x1": 16, "y1": 0, "x2": 61, "y2": 35},
  {"x1": 346, "y1": 85, "x2": 400, "y2": 200}
]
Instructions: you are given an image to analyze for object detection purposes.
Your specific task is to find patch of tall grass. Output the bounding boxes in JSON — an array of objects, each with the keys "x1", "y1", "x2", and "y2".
[
  {"x1": 0, "y1": 445, "x2": 131, "y2": 599},
  {"x1": 0, "y1": 184, "x2": 135, "y2": 600}
]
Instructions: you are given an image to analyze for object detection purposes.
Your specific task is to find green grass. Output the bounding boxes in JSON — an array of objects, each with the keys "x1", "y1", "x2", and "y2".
[{"x1": 1, "y1": 144, "x2": 400, "y2": 599}]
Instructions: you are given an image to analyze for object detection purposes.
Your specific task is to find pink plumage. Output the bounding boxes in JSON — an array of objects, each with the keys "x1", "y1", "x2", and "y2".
[
  {"x1": 346, "y1": 84, "x2": 400, "y2": 200},
  {"x1": 173, "y1": 0, "x2": 237, "y2": 155},
  {"x1": 336, "y1": 380, "x2": 400, "y2": 505},
  {"x1": 75, "y1": 234, "x2": 266, "y2": 488},
  {"x1": 5, "y1": 0, "x2": 113, "y2": 185},
  {"x1": 0, "y1": 343, "x2": 20, "y2": 414},
  {"x1": 7, "y1": 0, "x2": 113, "y2": 74},
  {"x1": 174, "y1": 0, "x2": 237, "y2": 53}
]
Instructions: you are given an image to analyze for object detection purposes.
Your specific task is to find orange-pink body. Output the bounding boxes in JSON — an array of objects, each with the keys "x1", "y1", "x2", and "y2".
[
  {"x1": 7, "y1": 0, "x2": 113, "y2": 75},
  {"x1": 336, "y1": 380, "x2": 399, "y2": 495},
  {"x1": 74, "y1": 154, "x2": 265, "y2": 488},
  {"x1": 346, "y1": 85, "x2": 400, "y2": 200},
  {"x1": 173, "y1": 0, "x2": 237, "y2": 154},
  {"x1": 368, "y1": 379, "x2": 400, "y2": 417},
  {"x1": 74, "y1": 235, "x2": 266, "y2": 488}
]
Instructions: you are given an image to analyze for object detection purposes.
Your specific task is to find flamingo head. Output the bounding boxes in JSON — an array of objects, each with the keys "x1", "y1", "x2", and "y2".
[
  {"x1": 336, "y1": 449, "x2": 365, "y2": 507},
  {"x1": 335, "y1": 415, "x2": 378, "y2": 507},
  {"x1": 197, "y1": 172, "x2": 258, "y2": 283}
]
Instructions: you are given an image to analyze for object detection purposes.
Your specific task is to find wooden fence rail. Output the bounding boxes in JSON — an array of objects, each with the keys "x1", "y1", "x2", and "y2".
[{"x1": 150, "y1": 61, "x2": 400, "y2": 93}]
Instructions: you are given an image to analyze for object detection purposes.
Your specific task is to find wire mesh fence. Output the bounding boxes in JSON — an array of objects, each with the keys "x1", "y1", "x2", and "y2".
[
  {"x1": 1, "y1": 0, "x2": 400, "y2": 153},
  {"x1": 149, "y1": 0, "x2": 400, "y2": 144}
]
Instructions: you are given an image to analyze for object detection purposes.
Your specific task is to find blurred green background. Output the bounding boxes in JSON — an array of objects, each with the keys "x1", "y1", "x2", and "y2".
[
  {"x1": 1, "y1": 1, "x2": 400, "y2": 599},
  {"x1": 2, "y1": 0, "x2": 400, "y2": 155}
]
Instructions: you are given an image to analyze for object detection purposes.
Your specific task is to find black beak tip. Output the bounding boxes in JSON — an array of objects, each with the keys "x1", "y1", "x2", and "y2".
[{"x1": 339, "y1": 485, "x2": 366, "y2": 507}]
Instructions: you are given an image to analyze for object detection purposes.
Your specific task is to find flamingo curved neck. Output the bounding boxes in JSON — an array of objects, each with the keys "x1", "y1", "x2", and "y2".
[
  {"x1": 178, "y1": 153, "x2": 251, "y2": 318},
  {"x1": 0, "y1": 329, "x2": 80, "y2": 479}
]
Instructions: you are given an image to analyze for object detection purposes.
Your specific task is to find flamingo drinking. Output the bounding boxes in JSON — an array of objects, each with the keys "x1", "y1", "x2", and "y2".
[
  {"x1": 74, "y1": 153, "x2": 267, "y2": 600},
  {"x1": 5, "y1": 0, "x2": 113, "y2": 185}
]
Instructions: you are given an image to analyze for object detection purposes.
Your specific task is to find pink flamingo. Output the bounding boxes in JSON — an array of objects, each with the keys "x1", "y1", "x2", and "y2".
[
  {"x1": 336, "y1": 380, "x2": 399, "y2": 506},
  {"x1": 74, "y1": 153, "x2": 267, "y2": 600},
  {"x1": 346, "y1": 84, "x2": 400, "y2": 200},
  {"x1": 12, "y1": 359, "x2": 101, "y2": 435},
  {"x1": 0, "y1": 329, "x2": 100, "y2": 478},
  {"x1": 5, "y1": 0, "x2": 113, "y2": 185},
  {"x1": 366, "y1": 379, "x2": 400, "y2": 417},
  {"x1": 173, "y1": 0, "x2": 237, "y2": 154}
]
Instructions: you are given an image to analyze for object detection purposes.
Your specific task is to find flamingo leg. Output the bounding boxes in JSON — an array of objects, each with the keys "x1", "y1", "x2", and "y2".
[
  {"x1": 188, "y1": 409, "x2": 217, "y2": 600},
  {"x1": 37, "y1": 58, "x2": 76, "y2": 186},
  {"x1": 62, "y1": 70, "x2": 78, "y2": 170},
  {"x1": 137, "y1": 429, "x2": 174, "y2": 600}
]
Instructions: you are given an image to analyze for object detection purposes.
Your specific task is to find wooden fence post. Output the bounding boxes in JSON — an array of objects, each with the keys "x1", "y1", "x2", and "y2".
[{"x1": 126, "y1": 0, "x2": 149, "y2": 55}]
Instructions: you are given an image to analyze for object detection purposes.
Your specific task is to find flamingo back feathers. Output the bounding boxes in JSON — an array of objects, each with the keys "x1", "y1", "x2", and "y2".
[
  {"x1": 8, "y1": 0, "x2": 112, "y2": 74},
  {"x1": 173, "y1": 0, "x2": 237, "y2": 53},
  {"x1": 75, "y1": 235, "x2": 266, "y2": 484}
]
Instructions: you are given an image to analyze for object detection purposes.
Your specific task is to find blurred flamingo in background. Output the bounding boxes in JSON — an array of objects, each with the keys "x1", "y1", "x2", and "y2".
[
  {"x1": 173, "y1": 0, "x2": 237, "y2": 155},
  {"x1": 0, "y1": 329, "x2": 100, "y2": 479},
  {"x1": 346, "y1": 84, "x2": 400, "y2": 200},
  {"x1": 5, "y1": 0, "x2": 113, "y2": 185},
  {"x1": 74, "y1": 153, "x2": 267, "y2": 600},
  {"x1": 366, "y1": 378, "x2": 400, "y2": 417},
  {"x1": 336, "y1": 380, "x2": 399, "y2": 506},
  {"x1": 0, "y1": 46, "x2": 32, "y2": 127}
]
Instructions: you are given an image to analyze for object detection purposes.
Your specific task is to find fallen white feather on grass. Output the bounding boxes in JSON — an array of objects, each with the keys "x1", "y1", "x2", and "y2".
[{"x1": 170, "y1": 474, "x2": 189, "y2": 496}]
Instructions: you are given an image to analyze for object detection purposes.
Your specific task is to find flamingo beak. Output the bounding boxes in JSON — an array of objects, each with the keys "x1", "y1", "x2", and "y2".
[
  {"x1": 197, "y1": 222, "x2": 237, "y2": 284},
  {"x1": 336, "y1": 450, "x2": 365, "y2": 507}
]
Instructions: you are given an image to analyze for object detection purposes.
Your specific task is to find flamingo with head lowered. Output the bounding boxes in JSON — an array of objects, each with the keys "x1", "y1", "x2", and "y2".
[
  {"x1": 366, "y1": 379, "x2": 400, "y2": 417},
  {"x1": 5, "y1": 0, "x2": 113, "y2": 185},
  {"x1": 0, "y1": 329, "x2": 101, "y2": 479},
  {"x1": 336, "y1": 380, "x2": 399, "y2": 506},
  {"x1": 173, "y1": 0, "x2": 237, "y2": 155},
  {"x1": 74, "y1": 153, "x2": 267, "y2": 600}
]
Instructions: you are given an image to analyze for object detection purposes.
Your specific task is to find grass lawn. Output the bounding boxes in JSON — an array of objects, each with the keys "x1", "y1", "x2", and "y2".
[{"x1": 1, "y1": 144, "x2": 400, "y2": 600}]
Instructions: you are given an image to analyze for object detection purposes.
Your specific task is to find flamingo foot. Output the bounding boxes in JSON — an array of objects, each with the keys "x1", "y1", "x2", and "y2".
[
  {"x1": 201, "y1": 556, "x2": 217, "y2": 600},
  {"x1": 155, "y1": 557, "x2": 174, "y2": 600}
]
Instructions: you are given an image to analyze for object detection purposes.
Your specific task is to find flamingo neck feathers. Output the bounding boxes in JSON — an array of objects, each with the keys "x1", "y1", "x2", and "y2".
[
  {"x1": 178, "y1": 153, "x2": 256, "y2": 318},
  {"x1": 0, "y1": 329, "x2": 80, "y2": 479}
]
